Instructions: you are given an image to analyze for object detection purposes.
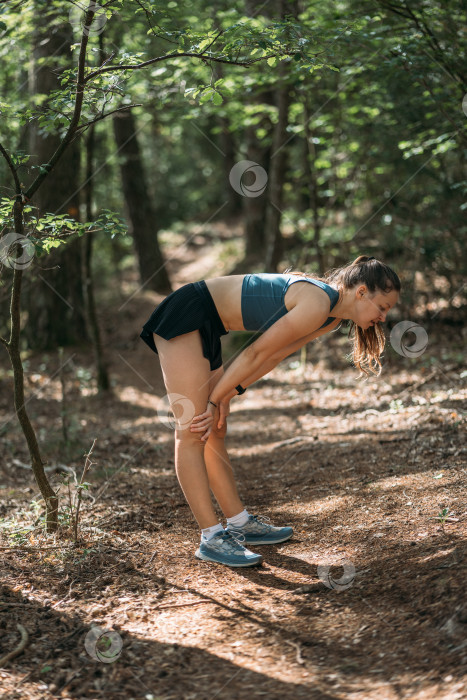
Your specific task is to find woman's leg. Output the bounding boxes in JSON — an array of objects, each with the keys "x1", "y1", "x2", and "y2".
[
  {"x1": 154, "y1": 331, "x2": 220, "y2": 530},
  {"x1": 204, "y1": 367, "x2": 245, "y2": 518}
]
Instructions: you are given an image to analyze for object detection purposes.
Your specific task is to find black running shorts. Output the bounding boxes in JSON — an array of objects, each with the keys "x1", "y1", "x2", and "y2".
[{"x1": 140, "y1": 281, "x2": 228, "y2": 370}]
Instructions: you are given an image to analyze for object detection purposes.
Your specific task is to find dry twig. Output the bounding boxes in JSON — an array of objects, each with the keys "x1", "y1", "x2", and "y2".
[
  {"x1": 74, "y1": 439, "x2": 97, "y2": 543},
  {"x1": 0, "y1": 624, "x2": 29, "y2": 667},
  {"x1": 153, "y1": 600, "x2": 218, "y2": 610},
  {"x1": 284, "y1": 638, "x2": 305, "y2": 665}
]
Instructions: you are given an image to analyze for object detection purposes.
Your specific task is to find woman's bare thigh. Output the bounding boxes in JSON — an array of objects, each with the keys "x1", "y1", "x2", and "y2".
[{"x1": 153, "y1": 331, "x2": 212, "y2": 428}]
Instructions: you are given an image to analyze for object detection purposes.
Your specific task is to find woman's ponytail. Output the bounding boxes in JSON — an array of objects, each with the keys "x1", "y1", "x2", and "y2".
[{"x1": 353, "y1": 255, "x2": 376, "y2": 265}]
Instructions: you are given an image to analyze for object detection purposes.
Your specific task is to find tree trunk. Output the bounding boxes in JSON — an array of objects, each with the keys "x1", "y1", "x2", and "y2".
[
  {"x1": 242, "y1": 0, "x2": 274, "y2": 262},
  {"x1": 264, "y1": 0, "x2": 296, "y2": 271},
  {"x1": 303, "y1": 93, "x2": 325, "y2": 274},
  {"x1": 264, "y1": 75, "x2": 289, "y2": 271},
  {"x1": 83, "y1": 125, "x2": 111, "y2": 392},
  {"x1": 243, "y1": 127, "x2": 271, "y2": 261},
  {"x1": 112, "y1": 110, "x2": 172, "y2": 295},
  {"x1": 211, "y1": 62, "x2": 242, "y2": 219},
  {"x1": 3, "y1": 199, "x2": 58, "y2": 531},
  {"x1": 24, "y1": 9, "x2": 86, "y2": 350}
]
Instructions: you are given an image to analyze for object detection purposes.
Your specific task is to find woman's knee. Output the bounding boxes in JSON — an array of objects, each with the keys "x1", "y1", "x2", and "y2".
[{"x1": 175, "y1": 427, "x2": 207, "y2": 450}]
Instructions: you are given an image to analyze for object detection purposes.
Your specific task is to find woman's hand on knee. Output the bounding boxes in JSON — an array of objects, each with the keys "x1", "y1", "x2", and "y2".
[
  {"x1": 201, "y1": 399, "x2": 229, "y2": 440},
  {"x1": 190, "y1": 397, "x2": 230, "y2": 441},
  {"x1": 190, "y1": 402, "x2": 216, "y2": 442}
]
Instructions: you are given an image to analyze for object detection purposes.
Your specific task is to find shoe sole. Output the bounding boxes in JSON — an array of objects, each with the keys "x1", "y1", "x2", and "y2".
[
  {"x1": 239, "y1": 532, "x2": 293, "y2": 545},
  {"x1": 195, "y1": 548, "x2": 263, "y2": 567}
]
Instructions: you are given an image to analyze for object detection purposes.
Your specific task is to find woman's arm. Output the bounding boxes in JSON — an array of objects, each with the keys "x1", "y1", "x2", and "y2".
[
  {"x1": 191, "y1": 317, "x2": 340, "y2": 439},
  {"x1": 238, "y1": 318, "x2": 341, "y2": 390},
  {"x1": 209, "y1": 301, "x2": 332, "y2": 405}
]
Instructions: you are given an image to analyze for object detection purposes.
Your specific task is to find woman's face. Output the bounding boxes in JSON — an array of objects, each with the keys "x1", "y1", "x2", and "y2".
[{"x1": 355, "y1": 286, "x2": 399, "y2": 329}]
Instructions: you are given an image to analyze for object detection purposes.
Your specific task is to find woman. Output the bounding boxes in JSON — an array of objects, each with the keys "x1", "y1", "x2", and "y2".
[{"x1": 140, "y1": 255, "x2": 401, "y2": 567}]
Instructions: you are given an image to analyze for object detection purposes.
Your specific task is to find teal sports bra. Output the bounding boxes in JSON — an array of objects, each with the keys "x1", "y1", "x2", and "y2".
[{"x1": 241, "y1": 273, "x2": 339, "y2": 332}]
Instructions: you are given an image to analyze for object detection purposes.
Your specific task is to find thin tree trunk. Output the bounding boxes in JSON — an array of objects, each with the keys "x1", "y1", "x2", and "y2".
[
  {"x1": 112, "y1": 110, "x2": 172, "y2": 295},
  {"x1": 242, "y1": 0, "x2": 274, "y2": 263},
  {"x1": 264, "y1": 0, "x2": 296, "y2": 271},
  {"x1": 242, "y1": 90, "x2": 275, "y2": 262},
  {"x1": 4, "y1": 199, "x2": 58, "y2": 531},
  {"x1": 219, "y1": 120, "x2": 242, "y2": 219},
  {"x1": 25, "y1": 10, "x2": 86, "y2": 350},
  {"x1": 264, "y1": 67, "x2": 290, "y2": 270},
  {"x1": 243, "y1": 127, "x2": 271, "y2": 260},
  {"x1": 83, "y1": 125, "x2": 110, "y2": 392},
  {"x1": 303, "y1": 94, "x2": 325, "y2": 274},
  {"x1": 0, "y1": 2, "x2": 102, "y2": 531},
  {"x1": 212, "y1": 63, "x2": 242, "y2": 219}
]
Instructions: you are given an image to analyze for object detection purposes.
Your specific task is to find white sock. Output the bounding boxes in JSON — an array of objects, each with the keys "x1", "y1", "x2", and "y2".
[
  {"x1": 201, "y1": 523, "x2": 224, "y2": 541},
  {"x1": 227, "y1": 509, "x2": 250, "y2": 528}
]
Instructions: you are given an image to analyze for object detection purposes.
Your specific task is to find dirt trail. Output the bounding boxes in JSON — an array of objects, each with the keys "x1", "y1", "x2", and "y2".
[{"x1": 1, "y1": 231, "x2": 466, "y2": 699}]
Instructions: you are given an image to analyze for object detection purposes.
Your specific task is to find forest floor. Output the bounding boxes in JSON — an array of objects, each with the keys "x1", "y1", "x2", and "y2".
[{"x1": 0, "y1": 226, "x2": 466, "y2": 700}]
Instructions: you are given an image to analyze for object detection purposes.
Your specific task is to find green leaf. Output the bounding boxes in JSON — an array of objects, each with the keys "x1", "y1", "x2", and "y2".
[
  {"x1": 267, "y1": 56, "x2": 278, "y2": 67},
  {"x1": 199, "y1": 89, "x2": 214, "y2": 104},
  {"x1": 212, "y1": 92, "x2": 223, "y2": 105},
  {"x1": 197, "y1": 38, "x2": 212, "y2": 51}
]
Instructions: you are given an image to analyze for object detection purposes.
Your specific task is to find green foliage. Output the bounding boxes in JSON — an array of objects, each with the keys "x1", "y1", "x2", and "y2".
[
  {"x1": 0, "y1": 198, "x2": 127, "y2": 257},
  {"x1": 0, "y1": 0, "x2": 465, "y2": 298}
]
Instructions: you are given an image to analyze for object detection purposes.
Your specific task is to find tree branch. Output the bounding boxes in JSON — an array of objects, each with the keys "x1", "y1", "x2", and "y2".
[
  {"x1": 378, "y1": 0, "x2": 464, "y2": 88},
  {"x1": 18, "y1": 4, "x2": 318, "y2": 202},
  {"x1": 401, "y1": 1, "x2": 462, "y2": 86},
  {"x1": 204, "y1": 29, "x2": 224, "y2": 54},
  {"x1": 74, "y1": 104, "x2": 143, "y2": 133},
  {"x1": 377, "y1": 1, "x2": 412, "y2": 20},
  {"x1": 0, "y1": 142, "x2": 21, "y2": 195},
  {"x1": 96, "y1": 50, "x2": 117, "y2": 71},
  {"x1": 83, "y1": 50, "x2": 298, "y2": 82}
]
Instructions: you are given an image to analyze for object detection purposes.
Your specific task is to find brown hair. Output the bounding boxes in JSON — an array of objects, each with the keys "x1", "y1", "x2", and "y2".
[{"x1": 286, "y1": 255, "x2": 401, "y2": 377}]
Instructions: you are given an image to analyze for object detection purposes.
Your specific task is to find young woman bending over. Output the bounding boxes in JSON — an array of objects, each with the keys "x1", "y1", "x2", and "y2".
[{"x1": 140, "y1": 255, "x2": 401, "y2": 567}]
